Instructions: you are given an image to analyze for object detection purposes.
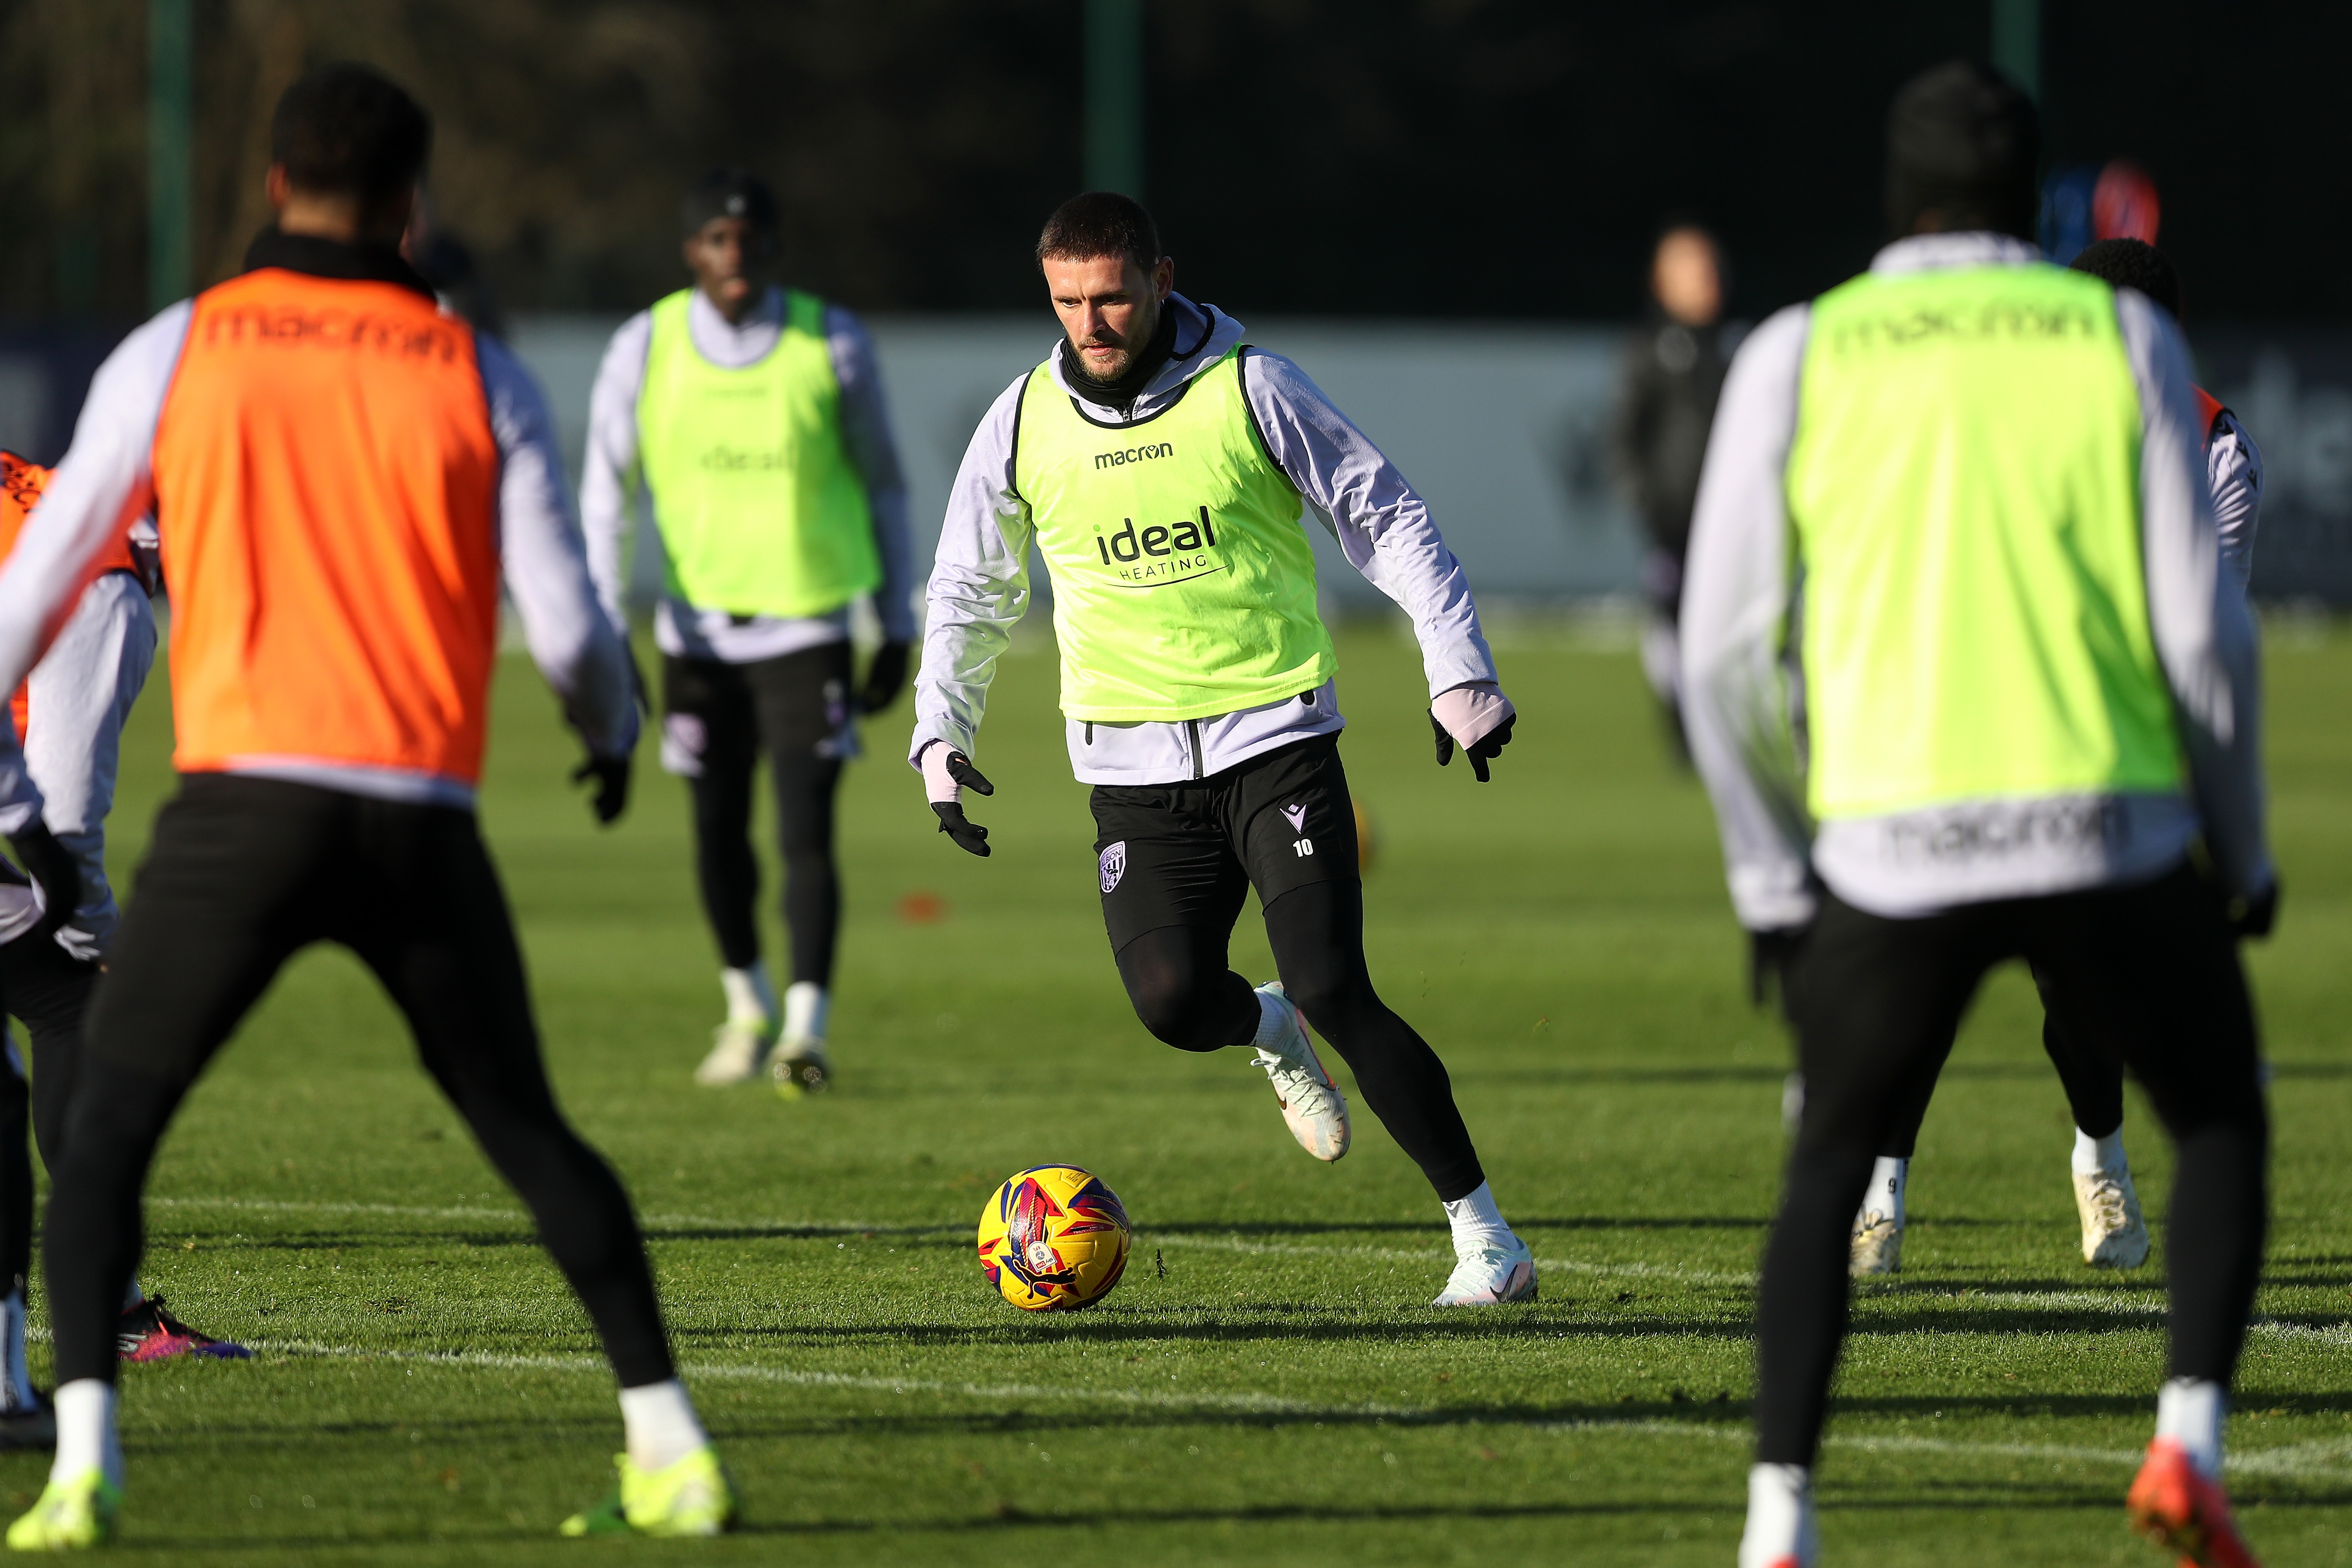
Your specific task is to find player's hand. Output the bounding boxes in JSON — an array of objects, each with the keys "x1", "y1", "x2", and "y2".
[
  {"x1": 922, "y1": 741, "x2": 994, "y2": 857},
  {"x1": 571, "y1": 752, "x2": 632, "y2": 826},
  {"x1": 1748, "y1": 924, "x2": 1807, "y2": 1013},
  {"x1": 1430, "y1": 709, "x2": 1515, "y2": 782},
  {"x1": 2228, "y1": 877, "x2": 2280, "y2": 940},
  {"x1": 859, "y1": 640, "x2": 911, "y2": 715},
  {"x1": 7, "y1": 824, "x2": 81, "y2": 940}
]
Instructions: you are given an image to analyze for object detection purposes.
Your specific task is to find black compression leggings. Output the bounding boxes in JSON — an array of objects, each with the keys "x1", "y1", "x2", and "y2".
[
  {"x1": 1112, "y1": 881, "x2": 1487, "y2": 1201},
  {"x1": 689, "y1": 746, "x2": 841, "y2": 984},
  {"x1": 1757, "y1": 869, "x2": 2266, "y2": 1467},
  {"x1": 46, "y1": 776, "x2": 675, "y2": 1390},
  {"x1": 0, "y1": 935, "x2": 94, "y2": 1304},
  {"x1": 1877, "y1": 961, "x2": 2126, "y2": 1160},
  {"x1": 668, "y1": 647, "x2": 847, "y2": 987}
]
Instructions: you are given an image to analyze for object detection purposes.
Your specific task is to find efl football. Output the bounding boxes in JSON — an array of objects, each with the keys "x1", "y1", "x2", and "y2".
[{"x1": 975, "y1": 1165, "x2": 1133, "y2": 1312}]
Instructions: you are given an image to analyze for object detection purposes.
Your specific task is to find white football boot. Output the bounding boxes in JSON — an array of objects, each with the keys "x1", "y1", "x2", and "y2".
[
  {"x1": 1249, "y1": 983, "x2": 1349, "y2": 1161},
  {"x1": 1738, "y1": 1464, "x2": 1818, "y2": 1568},
  {"x1": 2073, "y1": 1165, "x2": 2150, "y2": 1268},
  {"x1": 694, "y1": 1019, "x2": 772, "y2": 1086},
  {"x1": 1431, "y1": 1234, "x2": 1537, "y2": 1306},
  {"x1": 1849, "y1": 1155, "x2": 1906, "y2": 1278}
]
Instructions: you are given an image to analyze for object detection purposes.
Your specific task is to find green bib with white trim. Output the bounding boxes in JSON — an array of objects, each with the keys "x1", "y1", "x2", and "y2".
[{"x1": 1013, "y1": 347, "x2": 1336, "y2": 723}]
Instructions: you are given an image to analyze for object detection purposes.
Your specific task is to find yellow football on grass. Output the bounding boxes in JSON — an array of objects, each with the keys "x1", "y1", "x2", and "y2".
[{"x1": 975, "y1": 1165, "x2": 1132, "y2": 1312}]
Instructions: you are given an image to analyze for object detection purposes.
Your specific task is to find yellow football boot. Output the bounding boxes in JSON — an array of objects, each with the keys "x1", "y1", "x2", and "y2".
[
  {"x1": 6, "y1": 1470, "x2": 122, "y2": 1551},
  {"x1": 560, "y1": 1445, "x2": 736, "y2": 1538}
]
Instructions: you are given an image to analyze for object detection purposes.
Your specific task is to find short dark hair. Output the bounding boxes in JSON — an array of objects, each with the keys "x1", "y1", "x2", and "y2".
[
  {"x1": 682, "y1": 168, "x2": 780, "y2": 237},
  {"x1": 1885, "y1": 61, "x2": 2040, "y2": 240},
  {"x1": 2069, "y1": 237, "x2": 2184, "y2": 322},
  {"x1": 1036, "y1": 192, "x2": 1162, "y2": 273},
  {"x1": 271, "y1": 64, "x2": 431, "y2": 208}
]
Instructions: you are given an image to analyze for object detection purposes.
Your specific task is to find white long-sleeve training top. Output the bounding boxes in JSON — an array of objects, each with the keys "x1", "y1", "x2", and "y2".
[
  {"x1": 910, "y1": 292, "x2": 1501, "y2": 787},
  {"x1": 0, "y1": 294, "x2": 639, "y2": 822},
  {"x1": 0, "y1": 571, "x2": 154, "y2": 954},
  {"x1": 2206, "y1": 407, "x2": 2261, "y2": 585},
  {"x1": 1682, "y1": 232, "x2": 2271, "y2": 930},
  {"x1": 580, "y1": 284, "x2": 917, "y2": 660}
]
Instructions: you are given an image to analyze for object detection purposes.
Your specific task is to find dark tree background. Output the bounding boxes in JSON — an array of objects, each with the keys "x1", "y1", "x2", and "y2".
[{"x1": 1, "y1": 0, "x2": 2345, "y2": 327}]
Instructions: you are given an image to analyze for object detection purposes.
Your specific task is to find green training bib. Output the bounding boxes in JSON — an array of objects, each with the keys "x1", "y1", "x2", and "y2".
[
  {"x1": 1787, "y1": 262, "x2": 2181, "y2": 820},
  {"x1": 1014, "y1": 346, "x2": 1336, "y2": 723},
  {"x1": 635, "y1": 288, "x2": 879, "y2": 619}
]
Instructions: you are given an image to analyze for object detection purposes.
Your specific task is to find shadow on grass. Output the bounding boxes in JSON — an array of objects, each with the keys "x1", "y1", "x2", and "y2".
[{"x1": 87, "y1": 1475, "x2": 2352, "y2": 1556}]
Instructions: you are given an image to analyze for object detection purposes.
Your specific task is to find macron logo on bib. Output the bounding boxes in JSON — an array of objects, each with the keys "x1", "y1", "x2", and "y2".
[{"x1": 1094, "y1": 442, "x2": 1174, "y2": 469}]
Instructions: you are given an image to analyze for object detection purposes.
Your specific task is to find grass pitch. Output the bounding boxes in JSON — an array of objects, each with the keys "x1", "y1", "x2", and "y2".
[{"x1": 25, "y1": 619, "x2": 2352, "y2": 1564}]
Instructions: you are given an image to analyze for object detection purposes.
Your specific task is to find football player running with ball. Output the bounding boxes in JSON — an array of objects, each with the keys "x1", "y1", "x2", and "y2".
[{"x1": 912, "y1": 193, "x2": 1533, "y2": 1308}]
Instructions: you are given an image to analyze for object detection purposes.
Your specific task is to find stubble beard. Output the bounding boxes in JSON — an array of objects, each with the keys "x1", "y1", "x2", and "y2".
[{"x1": 1070, "y1": 296, "x2": 1158, "y2": 386}]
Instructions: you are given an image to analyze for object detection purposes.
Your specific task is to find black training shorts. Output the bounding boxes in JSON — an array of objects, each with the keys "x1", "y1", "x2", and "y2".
[{"x1": 1089, "y1": 735, "x2": 1359, "y2": 951}]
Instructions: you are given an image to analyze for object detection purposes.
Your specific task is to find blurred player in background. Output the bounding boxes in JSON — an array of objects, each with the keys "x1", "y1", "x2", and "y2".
[
  {"x1": 0, "y1": 457, "x2": 246, "y2": 1443},
  {"x1": 1850, "y1": 235, "x2": 2267, "y2": 1282},
  {"x1": 913, "y1": 193, "x2": 1536, "y2": 1308},
  {"x1": 0, "y1": 66, "x2": 732, "y2": 1544},
  {"x1": 1684, "y1": 63, "x2": 2275, "y2": 1568},
  {"x1": 1610, "y1": 224, "x2": 1732, "y2": 762},
  {"x1": 583, "y1": 169, "x2": 915, "y2": 1096}
]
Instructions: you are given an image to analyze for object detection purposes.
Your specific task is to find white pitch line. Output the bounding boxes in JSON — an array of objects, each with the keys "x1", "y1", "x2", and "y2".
[
  {"x1": 1157, "y1": 1233, "x2": 1755, "y2": 1288},
  {"x1": 214, "y1": 1339, "x2": 2352, "y2": 1483},
  {"x1": 245, "y1": 1337, "x2": 1412, "y2": 1417},
  {"x1": 141, "y1": 1197, "x2": 1753, "y2": 1286},
  {"x1": 137, "y1": 1195, "x2": 2352, "y2": 1349},
  {"x1": 144, "y1": 1195, "x2": 907, "y2": 1234}
]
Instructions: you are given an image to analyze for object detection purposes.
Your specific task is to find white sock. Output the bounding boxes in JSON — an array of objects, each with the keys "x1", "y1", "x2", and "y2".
[
  {"x1": 1248, "y1": 989, "x2": 1292, "y2": 1053},
  {"x1": 782, "y1": 981, "x2": 829, "y2": 1044},
  {"x1": 2073, "y1": 1125, "x2": 2128, "y2": 1176},
  {"x1": 2156, "y1": 1376, "x2": 2225, "y2": 1479},
  {"x1": 1856, "y1": 1155, "x2": 1907, "y2": 1226},
  {"x1": 1739, "y1": 1463, "x2": 1816, "y2": 1568},
  {"x1": 49, "y1": 1380, "x2": 122, "y2": 1490},
  {"x1": 619, "y1": 1379, "x2": 708, "y2": 1472},
  {"x1": 0, "y1": 1292, "x2": 28, "y2": 1411},
  {"x1": 719, "y1": 963, "x2": 778, "y2": 1028},
  {"x1": 1442, "y1": 1181, "x2": 1515, "y2": 1256}
]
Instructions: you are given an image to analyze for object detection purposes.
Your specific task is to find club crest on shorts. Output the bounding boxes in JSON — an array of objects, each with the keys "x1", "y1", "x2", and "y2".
[{"x1": 1099, "y1": 840, "x2": 1127, "y2": 894}]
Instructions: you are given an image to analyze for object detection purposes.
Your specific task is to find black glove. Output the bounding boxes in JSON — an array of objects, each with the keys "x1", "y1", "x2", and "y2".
[
  {"x1": 571, "y1": 752, "x2": 632, "y2": 826},
  {"x1": 859, "y1": 640, "x2": 911, "y2": 715},
  {"x1": 2229, "y1": 877, "x2": 2280, "y2": 940},
  {"x1": 929, "y1": 749, "x2": 995, "y2": 857},
  {"x1": 1748, "y1": 925, "x2": 1807, "y2": 1014},
  {"x1": 1431, "y1": 710, "x2": 1515, "y2": 783},
  {"x1": 7, "y1": 824, "x2": 81, "y2": 942}
]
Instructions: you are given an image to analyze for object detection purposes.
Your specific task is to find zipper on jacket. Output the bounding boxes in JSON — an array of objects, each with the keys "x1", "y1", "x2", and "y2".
[
  {"x1": 1187, "y1": 719, "x2": 1205, "y2": 780},
  {"x1": 1085, "y1": 721, "x2": 1093, "y2": 745}
]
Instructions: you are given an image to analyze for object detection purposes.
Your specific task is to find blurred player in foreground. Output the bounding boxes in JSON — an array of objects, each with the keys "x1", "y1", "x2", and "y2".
[
  {"x1": 584, "y1": 169, "x2": 915, "y2": 1094},
  {"x1": 1850, "y1": 234, "x2": 2268, "y2": 1280},
  {"x1": 0, "y1": 458, "x2": 247, "y2": 1436},
  {"x1": 1610, "y1": 224, "x2": 1732, "y2": 762},
  {"x1": 0, "y1": 66, "x2": 731, "y2": 1545},
  {"x1": 1685, "y1": 63, "x2": 2275, "y2": 1568},
  {"x1": 912, "y1": 193, "x2": 1535, "y2": 1307}
]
